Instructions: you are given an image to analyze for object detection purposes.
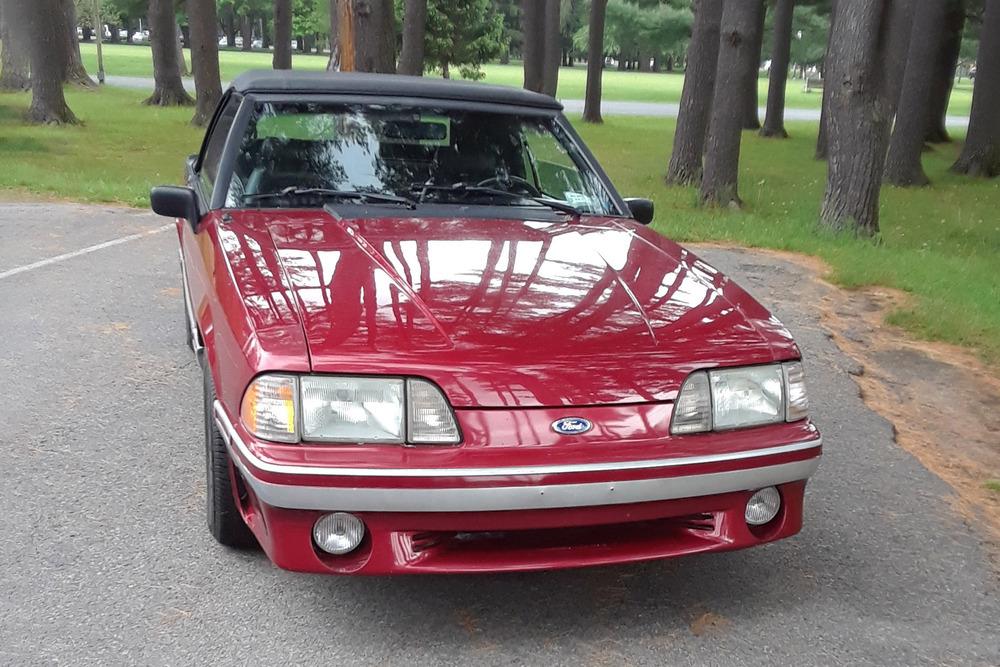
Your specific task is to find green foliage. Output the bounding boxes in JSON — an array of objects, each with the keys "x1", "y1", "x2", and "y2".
[
  {"x1": 100, "y1": 0, "x2": 149, "y2": 24},
  {"x1": 419, "y1": 0, "x2": 507, "y2": 79},
  {"x1": 291, "y1": 0, "x2": 328, "y2": 38},
  {"x1": 575, "y1": 0, "x2": 692, "y2": 63},
  {"x1": 788, "y1": 5, "x2": 829, "y2": 68},
  {"x1": 759, "y1": 3, "x2": 830, "y2": 70}
]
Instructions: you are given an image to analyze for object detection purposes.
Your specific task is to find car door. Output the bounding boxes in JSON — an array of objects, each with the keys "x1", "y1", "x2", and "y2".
[{"x1": 180, "y1": 93, "x2": 241, "y2": 347}]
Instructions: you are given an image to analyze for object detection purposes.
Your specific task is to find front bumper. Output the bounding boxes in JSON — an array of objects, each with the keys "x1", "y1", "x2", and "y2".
[{"x1": 214, "y1": 402, "x2": 821, "y2": 574}]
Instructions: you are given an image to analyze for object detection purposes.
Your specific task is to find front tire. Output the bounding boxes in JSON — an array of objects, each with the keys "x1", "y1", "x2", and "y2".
[{"x1": 202, "y1": 357, "x2": 257, "y2": 549}]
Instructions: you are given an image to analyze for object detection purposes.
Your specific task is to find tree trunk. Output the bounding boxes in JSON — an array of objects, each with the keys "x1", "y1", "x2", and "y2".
[
  {"x1": 666, "y1": 0, "x2": 723, "y2": 185},
  {"x1": 352, "y1": 0, "x2": 395, "y2": 73},
  {"x1": 583, "y1": 0, "x2": 608, "y2": 123},
  {"x1": 187, "y1": 0, "x2": 223, "y2": 126},
  {"x1": 883, "y1": 0, "x2": 915, "y2": 112},
  {"x1": 10, "y1": 0, "x2": 77, "y2": 123},
  {"x1": 176, "y1": 22, "x2": 190, "y2": 76},
  {"x1": 700, "y1": 0, "x2": 765, "y2": 207},
  {"x1": 273, "y1": 0, "x2": 292, "y2": 69},
  {"x1": 240, "y1": 15, "x2": 253, "y2": 51},
  {"x1": 145, "y1": 0, "x2": 194, "y2": 106},
  {"x1": 521, "y1": 0, "x2": 544, "y2": 92},
  {"x1": 541, "y1": 0, "x2": 560, "y2": 96},
  {"x1": 398, "y1": 0, "x2": 427, "y2": 75},
  {"x1": 884, "y1": 0, "x2": 949, "y2": 187},
  {"x1": 60, "y1": 0, "x2": 96, "y2": 86},
  {"x1": 224, "y1": 10, "x2": 236, "y2": 47},
  {"x1": 951, "y1": 0, "x2": 1000, "y2": 177},
  {"x1": 108, "y1": 22, "x2": 120, "y2": 43},
  {"x1": 816, "y1": 0, "x2": 838, "y2": 159},
  {"x1": 760, "y1": 0, "x2": 795, "y2": 138},
  {"x1": 925, "y1": 0, "x2": 965, "y2": 143},
  {"x1": 741, "y1": 0, "x2": 765, "y2": 130},
  {"x1": 819, "y1": 0, "x2": 903, "y2": 235},
  {"x1": 327, "y1": 0, "x2": 340, "y2": 70},
  {"x1": 0, "y1": 0, "x2": 31, "y2": 91}
]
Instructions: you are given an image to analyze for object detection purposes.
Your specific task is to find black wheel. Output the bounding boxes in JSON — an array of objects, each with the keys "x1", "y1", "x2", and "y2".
[{"x1": 202, "y1": 356, "x2": 257, "y2": 549}]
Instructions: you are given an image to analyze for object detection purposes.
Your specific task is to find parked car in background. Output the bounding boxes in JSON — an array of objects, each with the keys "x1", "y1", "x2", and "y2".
[{"x1": 151, "y1": 72, "x2": 822, "y2": 576}]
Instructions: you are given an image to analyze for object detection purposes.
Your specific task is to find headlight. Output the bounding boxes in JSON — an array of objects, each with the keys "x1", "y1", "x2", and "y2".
[
  {"x1": 240, "y1": 374, "x2": 460, "y2": 445},
  {"x1": 302, "y1": 376, "x2": 405, "y2": 443},
  {"x1": 710, "y1": 365, "x2": 784, "y2": 430},
  {"x1": 670, "y1": 362, "x2": 808, "y2": 435}
]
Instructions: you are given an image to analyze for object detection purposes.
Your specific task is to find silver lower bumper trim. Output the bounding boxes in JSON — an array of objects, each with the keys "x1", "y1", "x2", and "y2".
[
  {"x1": 178, "y1": 246, "x2": 202, "y2": 353},
  {"x1": 213, "y1": 403, "x2": 821, "y2": 513}
]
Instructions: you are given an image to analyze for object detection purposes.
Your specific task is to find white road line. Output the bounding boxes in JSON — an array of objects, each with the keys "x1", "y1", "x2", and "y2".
[{"x1": 0, "y1": 224, "x2": 174, "y2": 281}]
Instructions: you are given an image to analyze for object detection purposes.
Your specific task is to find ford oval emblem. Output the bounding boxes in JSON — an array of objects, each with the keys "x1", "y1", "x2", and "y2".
[{"x1": 552, "y1": 417, "x2": 593, "y2": 435}]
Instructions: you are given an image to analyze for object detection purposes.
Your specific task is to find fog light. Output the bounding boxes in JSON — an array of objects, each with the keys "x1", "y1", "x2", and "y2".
[
  {"x1": 313, "y1": 512, "x2": 365, "y2": 555},
  {"x1": 745, "y1": 487, "x2": 781, "y2": 526}
]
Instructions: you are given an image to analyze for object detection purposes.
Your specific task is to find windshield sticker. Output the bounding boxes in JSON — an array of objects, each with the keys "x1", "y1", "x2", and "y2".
[{"x1": 564, "y1": 191, "x2": 593, "y2": 209}]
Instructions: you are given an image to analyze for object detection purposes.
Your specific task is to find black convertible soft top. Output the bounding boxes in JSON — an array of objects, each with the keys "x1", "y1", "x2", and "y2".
[{"x1": 229, "y1": 70, "x2": 564, "y2": 111}]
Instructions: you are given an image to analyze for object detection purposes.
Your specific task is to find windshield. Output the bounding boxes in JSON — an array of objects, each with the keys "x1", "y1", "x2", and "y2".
[{"x1": 225, "y1": 102, "x2": 620, "y2": 215}]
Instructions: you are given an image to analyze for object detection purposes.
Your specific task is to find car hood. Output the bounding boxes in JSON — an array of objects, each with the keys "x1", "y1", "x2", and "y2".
[{"x1": 230, "y1": 210, "x2": 798, "y2": 408}]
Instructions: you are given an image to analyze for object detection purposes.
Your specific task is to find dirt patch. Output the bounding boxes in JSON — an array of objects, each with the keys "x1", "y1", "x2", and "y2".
[
  {"x1": 689, "y1": 611, "x2": 729, "y2": 637},
  {"x1": 694, "y1": 243, "x2": 1000, "y2": 551}
]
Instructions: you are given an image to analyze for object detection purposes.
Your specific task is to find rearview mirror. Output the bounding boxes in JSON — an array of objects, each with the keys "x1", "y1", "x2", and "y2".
[
  {"x1": 624, "y1": 198, "x2": 654, "y2": 225},
  {"x1": 151, "y1": 186, "x2": 200, "y2": 230}
]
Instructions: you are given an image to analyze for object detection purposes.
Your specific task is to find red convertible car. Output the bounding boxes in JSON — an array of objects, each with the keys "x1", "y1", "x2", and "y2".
[{"x1": 151, "y1": 71, "x2": 821, "y2": 575}]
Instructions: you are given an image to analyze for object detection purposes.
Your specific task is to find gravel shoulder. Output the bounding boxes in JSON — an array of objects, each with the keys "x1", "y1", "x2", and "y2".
[{"x1": 0, "y1": 203, "x2": 997, "y2": 666}]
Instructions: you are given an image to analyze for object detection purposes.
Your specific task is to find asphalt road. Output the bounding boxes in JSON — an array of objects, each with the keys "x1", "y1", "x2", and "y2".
[
  {"x1": 1, "y1": 202, "x2": 997, "y2": 666},
  {"x1": 101, "y1": 75, "x2": 973, "y2": 127}
]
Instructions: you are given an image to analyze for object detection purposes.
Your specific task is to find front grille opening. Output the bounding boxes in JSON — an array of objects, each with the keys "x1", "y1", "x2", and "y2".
[{"x1": 406, "y1": 513, "x2": 719, "y2": 556}]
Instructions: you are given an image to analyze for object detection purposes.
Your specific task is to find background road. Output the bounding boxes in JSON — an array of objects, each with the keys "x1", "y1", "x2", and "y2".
[
  {"x1": 0, "y1": 203, "x2": 996, "y2": 666},
  {"x1": 100, "y1": 76, "x2": 972, "y2": 126}
]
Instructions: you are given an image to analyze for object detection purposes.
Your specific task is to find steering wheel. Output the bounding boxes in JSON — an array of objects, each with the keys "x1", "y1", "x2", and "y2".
[{"x1": 477, "y1": 175, "x2": 543, "y2": 198}]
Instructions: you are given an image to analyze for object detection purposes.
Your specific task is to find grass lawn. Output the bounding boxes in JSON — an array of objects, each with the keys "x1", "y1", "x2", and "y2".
[
  {"x1": 1, "y1": 85, "x2": 997, "y2": 364},
  {"x1": 0, "y1": 87, "x2": 200, "y2": 206},
  {"x1": 79, "y1": 43, "x2": 975, "y2": 116}
]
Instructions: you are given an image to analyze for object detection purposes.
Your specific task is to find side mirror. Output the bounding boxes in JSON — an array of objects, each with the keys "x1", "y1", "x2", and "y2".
[
  {"x1": 151, "y1": 186, "x2": 200, "y2": 230},
  {"x1": 624, "y1": 198, "x2": 654, "y2": 225}
]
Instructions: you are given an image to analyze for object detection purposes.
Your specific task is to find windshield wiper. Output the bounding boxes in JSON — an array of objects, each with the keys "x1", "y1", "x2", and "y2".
[
  {"x1": 243, "y1": 187, "x2": 416, "y2": 209},
  {"x1": 409, "y1": 183, "x2": 581, "y2": 216}
]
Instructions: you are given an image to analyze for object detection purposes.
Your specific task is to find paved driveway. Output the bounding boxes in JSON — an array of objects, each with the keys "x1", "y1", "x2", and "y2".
[{"x1": 0, "y1": 203, "x2": 996, "y2": 666}]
